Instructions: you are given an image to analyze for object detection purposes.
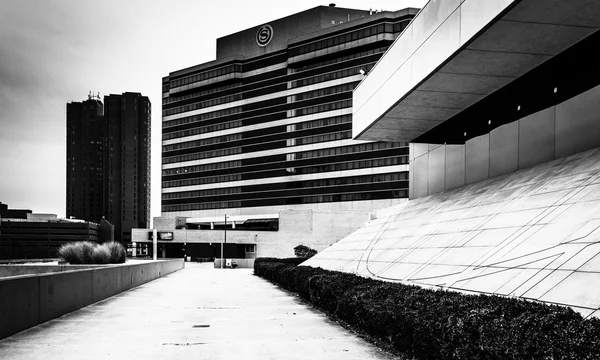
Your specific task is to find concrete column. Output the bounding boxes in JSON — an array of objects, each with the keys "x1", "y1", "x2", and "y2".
[{"x1": 152, "y1": 229, "x2": 157, "y2": 261}]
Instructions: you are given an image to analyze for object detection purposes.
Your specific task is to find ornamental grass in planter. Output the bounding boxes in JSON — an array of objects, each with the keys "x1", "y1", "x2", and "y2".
[{"x1": 58, "y1": 241, "x2": 126, "y2": 264}]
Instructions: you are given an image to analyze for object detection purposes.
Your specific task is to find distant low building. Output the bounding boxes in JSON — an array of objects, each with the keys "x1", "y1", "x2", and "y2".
[{"x1": 0, "y1": 202, "x2": 113, "y2": 260}]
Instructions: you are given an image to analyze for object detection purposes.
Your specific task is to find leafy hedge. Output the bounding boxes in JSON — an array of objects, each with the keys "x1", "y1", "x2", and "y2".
[{"x1": 254, "y1": 258, "x2": 600, "y2": 360}]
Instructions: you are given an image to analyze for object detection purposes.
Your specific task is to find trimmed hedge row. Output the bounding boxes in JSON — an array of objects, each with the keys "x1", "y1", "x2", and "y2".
[{"x1": 254, "y1": 258, "x2": 600, "y2": 360}]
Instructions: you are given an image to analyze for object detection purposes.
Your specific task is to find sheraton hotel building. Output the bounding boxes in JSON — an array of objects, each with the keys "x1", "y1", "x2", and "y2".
[{"x1": 133, "y1": 5, "x2": 419, "y2": 260}]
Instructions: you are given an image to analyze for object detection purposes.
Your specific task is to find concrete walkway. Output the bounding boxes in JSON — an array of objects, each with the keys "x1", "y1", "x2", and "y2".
[{"x1": 0, "y1": 263, "x2": 399, "y2": 359}]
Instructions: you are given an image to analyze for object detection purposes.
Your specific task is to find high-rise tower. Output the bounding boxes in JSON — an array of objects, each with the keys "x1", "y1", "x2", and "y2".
[
  {"x1": 66, "y1": 92, "x2": 151, "y2": 242},
  {"x1": 104, "y1": 93, "x2": 151, "y2": 242},
  {"x1": 66, "y1": 95, "x2": 105, "y2": 223}
]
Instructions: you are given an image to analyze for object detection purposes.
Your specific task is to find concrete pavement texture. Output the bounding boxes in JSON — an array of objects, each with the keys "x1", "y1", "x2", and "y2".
[{"x1": 0, "y1": 262, "x2": 400, "y2": 360}]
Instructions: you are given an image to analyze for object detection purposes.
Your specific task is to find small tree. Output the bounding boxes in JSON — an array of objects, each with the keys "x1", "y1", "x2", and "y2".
[{"x1": 294, "y1": 244, "x2": 317, "y2": 259}]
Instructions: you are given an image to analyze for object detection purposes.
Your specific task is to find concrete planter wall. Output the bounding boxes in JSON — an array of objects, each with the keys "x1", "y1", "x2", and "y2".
[{"x1": 0, "y1": 259, "x2": 184, "y2": 340}]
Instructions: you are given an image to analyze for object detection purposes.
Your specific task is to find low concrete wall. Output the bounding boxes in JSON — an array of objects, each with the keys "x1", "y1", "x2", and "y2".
[
  {"x1": 0, "y1": 259, "x2": 184, "y2": 340},
  {"x1": 0, "y1": 264, "x2": 104, "y2": 278},
  {"x1": 214, "y1": 258, "x2": 255, "y2": 268}
]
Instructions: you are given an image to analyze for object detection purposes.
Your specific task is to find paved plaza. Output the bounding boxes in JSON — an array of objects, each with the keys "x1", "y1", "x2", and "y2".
[{"x1": 0, "y1": 263, "x2": 398, "y2": 359}]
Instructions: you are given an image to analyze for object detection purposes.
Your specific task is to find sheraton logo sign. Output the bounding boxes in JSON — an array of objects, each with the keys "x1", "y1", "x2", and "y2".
[{"x1": 256, "y1": 24, "x2": 273, "y2": 47}]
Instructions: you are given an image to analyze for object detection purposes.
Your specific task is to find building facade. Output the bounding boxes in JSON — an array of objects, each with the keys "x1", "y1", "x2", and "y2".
[
  {"x1": 306, "y1": 0, "x2": 600, "y2": 316},
  {"x1": 0, "y1": 203, "x2": 107, "y2": 260},
  {"x1": 66, "y1": 92, "x2": 151, "y2": 242},
  {"x1": 104, "y1": 93, "x2": 152, "y2": 242},
  {"x1": 153, "y1": 6, "x2": 418, "y2": 258},
  {"x1": 66, "y1": 96, "x2": 105, "y2": 223}
]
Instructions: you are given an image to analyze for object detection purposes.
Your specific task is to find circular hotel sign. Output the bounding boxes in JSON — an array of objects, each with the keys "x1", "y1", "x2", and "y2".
[{"x1": 256, "y1": 24, "x2": 273, "y2": 47}]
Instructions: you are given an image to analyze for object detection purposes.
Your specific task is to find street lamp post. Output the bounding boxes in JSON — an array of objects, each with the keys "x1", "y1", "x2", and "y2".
[{"x1": 221, "y1": 214, "x2": 228, "y2": 269}]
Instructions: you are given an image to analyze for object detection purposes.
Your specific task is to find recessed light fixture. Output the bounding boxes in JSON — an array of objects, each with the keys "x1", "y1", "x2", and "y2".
[
  {"x1": 488, "y1": 120, "x2": 491, "y2": 125},
  {"x1": 464, "y1": 132, "x2": 467, "y2": 137},
  {"x1": 554, "y1": 87, "x2": 558, "y2": 93},
  {"x1": 517, "y1": 105, "x2": 521, "y2": 111}
]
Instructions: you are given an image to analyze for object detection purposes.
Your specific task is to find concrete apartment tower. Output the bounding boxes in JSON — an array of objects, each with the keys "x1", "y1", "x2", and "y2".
[
  {"x1": 66, "y1": 92, "x2": 151, "y2": 243},
  {"x1": 66, "y1": 95, "x2": 105, "y2": 223}
]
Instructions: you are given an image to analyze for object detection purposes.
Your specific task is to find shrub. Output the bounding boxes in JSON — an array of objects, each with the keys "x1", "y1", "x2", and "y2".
[
  {"x1": 58, "y1": 241, "x2": 126, "y2": 264},
  {"x1": 254, "y1": 257, "x2": 600, "y2": 360},
  {"x1": 58, "y1": 241, "x2": 96, "y2": 264},
  {"x1": 103, "y1": 241, "x2": 126, "y2": 264},
  {"x1": 293, "y1": 244, "x2": 318, "y2": 259},
  {"x1": 92, "y1": 245, "x2": 111, "y2": 264},
  {"x1": 58, "y1": 243, "x2": 83, "y2": 264}
]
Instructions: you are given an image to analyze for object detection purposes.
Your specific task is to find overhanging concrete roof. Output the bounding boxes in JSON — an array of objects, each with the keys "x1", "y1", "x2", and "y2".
[
  {"x1": 186, "y1": 214, "x2": 279, "y2": 225},
  {"x1": 353, "y1": 0, "x2": 600, "y2": 142}
]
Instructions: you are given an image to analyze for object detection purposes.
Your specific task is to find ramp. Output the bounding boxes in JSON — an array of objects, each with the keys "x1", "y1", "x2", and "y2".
[{"x1": 304, "y1": 147, "x2": 600, "y2": 317}]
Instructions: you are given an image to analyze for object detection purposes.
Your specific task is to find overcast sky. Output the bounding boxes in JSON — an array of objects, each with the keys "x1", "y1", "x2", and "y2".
[{"x1": 0, "y1": 0, "x2": 427, "y2": 220}]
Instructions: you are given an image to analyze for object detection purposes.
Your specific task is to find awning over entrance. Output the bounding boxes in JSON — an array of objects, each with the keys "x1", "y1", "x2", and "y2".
[
  {"x1": 186, "y1": 213, "x2": 279, "y2": 226},
  {"x1": 353, "y1": 0, "x2": 600, "y2": 142}
]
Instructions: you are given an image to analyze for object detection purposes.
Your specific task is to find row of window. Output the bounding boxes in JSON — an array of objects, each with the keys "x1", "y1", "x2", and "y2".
[
  {"x1": 298, "y1": 141, "x2": 406, "y2": 159},
  {"x1": 163, "y1": 93, "x2": 243, "y2": 116},
  {"x1": 162, "y1": 161, "x2": 407, "y2": 199},
  {"x1": 163, "y1": 120, "x2": 243, "y2": 141},
  {"x1": 164, "y1": 97, "x2": 350, "y2": 140},
  {"x1": 163, "y1": 106, "x2": 242, "y2": 129},
  {"x1": 297, "y1": 156, "x2": 407, "y2": 175},
  {"x1": 161, "y1": 153, "x2": 406, "y2": 189},
  {"x1": 162, "y1": 146, "x2": 242, "y2": 164},
  {"x1": 165, "y1": 78, "x2": 354, "y2": 120},
  {"x1": 162, "y1": 186, "x2": 242, "y2": 200},
  {"x1": 295, "y1": 130, "x2": 352, "y2": 146},
  {"x1": 164, "y1": 119, "x2": 351, "y2": 155},
  {"x1": 289, "y1": 23, "x2": 395, "y2": 57},
  {"x1": 161, "y1": 141, "x2": 406, "y2": 181},
  {"x1": 170, "y1": 64, "x2": 243, "y2": 89},
  {"x1": 301, "y1": 172, "x2": 407, "y2": 188},
  {"x1": 295, "y1": 99, "x2": 352, "y2": 116},
  {"x1": 163, "y1": 127, "x2": 350, "y2": 163},
  {"x1": 291, "y1": 46, "x2": 388, "y2": 73},
  {"x1": 165, "y1": 173, "x2": 407, "y2": 200},
  {"x1": 162, "y1": 173, "x2": 242, "y2": 188},
  {"x1": 293, "y1": 114, "x2": 351, "y2": 131},
  {"x1": 161, "y1": 189, "x2": 407, "y2": 212},
  {"x1": 164, "y1": 114, "x2": 350, "y2": 144},
  {"x1": 162, "y1": 160, "x2": 242, "y2": 176},
  {"x1": 165, "y1": 63, "x2": 364, "y2": 117},
  {"x1": 163, "y1": 82, "x2": 242, "y2": 105},
  {"x1": 291, "y1": 63, "x2": 375, "y2": 89},
  {"x1": 301, "y1": 190, "x2": 407, "y2": 203},
  {"x1": 293, "y1": 82, "x2": 356, "y2": 101},
  {"x1": 162, "y1": 133, "x2": 242, "y2": 153}
]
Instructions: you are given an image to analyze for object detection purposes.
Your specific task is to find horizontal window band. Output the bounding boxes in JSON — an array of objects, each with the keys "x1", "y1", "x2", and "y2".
[
  {"x1": 162, "y1": 164, "x2": 409, "y2": 192},
  {"x1": 162, "y1": 75, "x2": 359, "y2": 122},
  {"x1": 161, "y1": 157, "x2": 408, "y2": 188},
  {"x1": 162, "y1": 147, "x2": 408, "y2": 181},
  {"x1": 162, "y1": 123, "x2": 352, "y2": 157},
  {"x1": 162, "y1": 91, "x2": 353, "y2": 134},
  {"x1": 162, "y1": 108, "x2": 353, "y2": 144},
  {"x1": 161, "y1": 189, "x2": 408, "y2": 212},
  {"x1": 163, "y1": 53, "x2": 384, "y2": 109},
  {"x1": 162, "y1": 180, "x2": 409, "y2": 205}
]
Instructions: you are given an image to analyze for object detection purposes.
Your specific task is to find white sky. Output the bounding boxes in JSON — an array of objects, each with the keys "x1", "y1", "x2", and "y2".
[{"x1": 0, "y1": 0, "x2": 427, "y2": 220}]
